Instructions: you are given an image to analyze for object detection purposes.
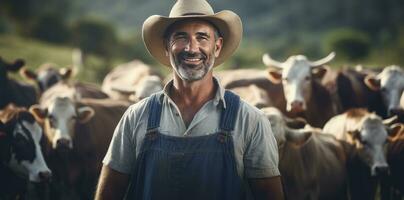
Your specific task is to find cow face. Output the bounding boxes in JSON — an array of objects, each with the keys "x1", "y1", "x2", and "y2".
[
  {"x1": 365, "y1": 65, "x2": 404, "y2": 116},
  {"x1": 1, "y1": 112, "x2": 51, "y2": 182},
  {"x1": 263, "y1": 53, "x2": 334, "y2": 113},
  {"x1": 21, "y1": 64, "x2": 73, "y2": 93},
  {"x1": 30, "y1": 97, "x2": 94, "y2": 151},
  {"x1": 350, "y1": 114, "x2": 390, "y2": 176}
]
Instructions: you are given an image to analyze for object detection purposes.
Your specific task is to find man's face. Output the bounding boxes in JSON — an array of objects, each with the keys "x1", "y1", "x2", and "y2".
[{"x1": 166, "y1": 19, "x2": 223, "y2": 81}]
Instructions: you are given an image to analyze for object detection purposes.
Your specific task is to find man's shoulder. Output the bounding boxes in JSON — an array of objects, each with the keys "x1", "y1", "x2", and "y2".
[{"x1": 236, "y1": 98, "x2": 266, "y2": 120}]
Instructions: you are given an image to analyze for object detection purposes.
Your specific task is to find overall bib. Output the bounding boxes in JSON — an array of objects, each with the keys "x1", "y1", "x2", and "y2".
[{"x1": 125, "y1": 91, "x2": 245, "y2": 200}]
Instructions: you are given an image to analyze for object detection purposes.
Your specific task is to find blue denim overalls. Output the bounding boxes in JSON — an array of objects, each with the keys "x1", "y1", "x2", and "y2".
[{"x1": 124, "y1": 91, "x2": 245, "y2": 200}]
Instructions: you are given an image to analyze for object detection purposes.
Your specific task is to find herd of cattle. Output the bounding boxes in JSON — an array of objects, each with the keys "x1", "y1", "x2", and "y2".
[{"x1": 0, "y1": 53, "x2": 403, "y2": 200}]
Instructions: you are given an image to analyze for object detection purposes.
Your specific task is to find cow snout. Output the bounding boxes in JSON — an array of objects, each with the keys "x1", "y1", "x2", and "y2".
[
  {"x1": 56, "y1": 138, "x2": 71, "y2": 150},
  {"x1": 38, "y1": 171, "x2": 52, "y2": 182},
  {"x1": 372, "y1": 165, "x2": 389, "y2": 176},
  {"x1": 290, "y1": 101, "x2": 304, "y2": 113}
]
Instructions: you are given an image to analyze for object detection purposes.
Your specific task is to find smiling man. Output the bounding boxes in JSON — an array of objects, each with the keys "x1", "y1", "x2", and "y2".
[{"x1": 95, "y1": 0, "x2": 283, "y2": 200}]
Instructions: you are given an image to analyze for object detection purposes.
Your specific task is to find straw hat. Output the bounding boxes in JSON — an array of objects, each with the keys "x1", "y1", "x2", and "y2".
[{"x1": 142, "y1": 0, "x2": 243, "y2": 67}]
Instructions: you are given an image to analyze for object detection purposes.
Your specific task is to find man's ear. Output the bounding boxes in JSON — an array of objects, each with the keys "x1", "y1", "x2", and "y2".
[
  {"x1": 214, "y1": 37, "x2": 223, "y2": 58},
  {"x1": 29, "y1": 105, "x2": 48, "y2": 123}
]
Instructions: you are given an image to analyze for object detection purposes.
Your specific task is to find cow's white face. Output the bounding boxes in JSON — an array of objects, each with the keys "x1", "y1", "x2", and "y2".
[
  {"x1": 365, "y1": 66, "x2": 404, "y2": 116},
  {"x1": 356, "y1": 114, "x2": 389, "y2": 176},
  {"x1": 264, "y1": 53, "x2": 334, "y2": 114},
  {"x1": 8, "y1": 120, "x2": 51, "y2": 182},
  {"x1": 281, "y1": 56, "x2": 313, "y2": 113},
  {"x1": 30, "y1": 97, "x2": 94, "y2": 150}
]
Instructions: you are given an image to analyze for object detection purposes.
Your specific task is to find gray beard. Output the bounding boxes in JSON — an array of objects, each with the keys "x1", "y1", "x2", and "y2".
[{"x1": 171, "y1": 54, "x2": 215, "y2": 82}]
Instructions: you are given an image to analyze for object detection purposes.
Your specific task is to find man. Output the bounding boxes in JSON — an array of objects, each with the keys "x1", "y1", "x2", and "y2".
[{"x1": 95, "y1": 0, "x2": 283, "y2": 199}]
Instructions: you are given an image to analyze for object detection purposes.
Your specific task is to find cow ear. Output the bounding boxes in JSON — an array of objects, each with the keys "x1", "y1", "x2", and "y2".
[
  {"x1": 77, "y1": 106, "x2": 95, "y2": 123},
  {"x1": 312, "y1": 66, "x2": 328, "y2": 79},
  {"x1": 267, "y1": 69, "x2": 282, "y2": 84},
  {"x1": 29, "y1": 105, "x2": 48, "y2": 123},
  {"x1": 7, "y1": 59, "x2": 25, "y2": 72},
  {"x1": 59, "y1": 68, "x2": 73, "y2": 80},
  {"x1": 364, "y1": 75, "x2": 380, "y2": 91},
  {"x1": 285, "y1": 129, "x2": 312, "y2": 146},
  {"x1": 387, "y1": 123, "x2": 404, "y2": 143},
  {"x1": 20, "y1": 68, "x2": 38, "y2": 81}
]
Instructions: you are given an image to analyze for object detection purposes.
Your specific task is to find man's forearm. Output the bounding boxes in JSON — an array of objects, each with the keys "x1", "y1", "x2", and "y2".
[
  {"x1": 249, "y1": 176, "x2": 285, "y2": 200},
  {"x1": 95, "y1": 165, "x2": 130, "y2": 200}
]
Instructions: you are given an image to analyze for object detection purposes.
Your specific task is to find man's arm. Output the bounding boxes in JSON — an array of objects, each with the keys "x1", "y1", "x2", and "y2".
[
  {"x1": 249, "y1": 176, "x2": 284, "y2": 200},
  {"x1": 94, "y1": 165, "x2": 130, "y2": 200}
]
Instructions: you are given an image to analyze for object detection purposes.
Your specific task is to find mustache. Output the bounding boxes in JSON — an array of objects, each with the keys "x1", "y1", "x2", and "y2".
[{"x1": 179, "y1": 51, "x2": 206, "y2": 59}]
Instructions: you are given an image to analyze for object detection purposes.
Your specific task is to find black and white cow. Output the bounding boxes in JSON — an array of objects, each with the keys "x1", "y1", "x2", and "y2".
[{"x1": 0, "y1": 104, "x2": 51, "y2": 199}]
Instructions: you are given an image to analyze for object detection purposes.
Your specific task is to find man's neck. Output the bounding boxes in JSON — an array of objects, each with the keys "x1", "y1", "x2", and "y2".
[{"x1": 170, "y1": 73, "x2": 216, "y2": 107}]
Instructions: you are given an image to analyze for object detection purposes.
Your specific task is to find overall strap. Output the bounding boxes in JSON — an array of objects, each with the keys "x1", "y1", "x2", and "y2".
[
  {"x1": 219, "y1": 90, "x2": 241, "y2": 133},
  {"x1": 146, "y1": 92, "x2": 164, "y2": 132}
]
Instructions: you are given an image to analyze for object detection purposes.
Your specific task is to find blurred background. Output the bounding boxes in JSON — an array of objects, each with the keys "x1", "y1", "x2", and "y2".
[{"x1": 0, "y1": 0, "x2": 403, "y2": 83}]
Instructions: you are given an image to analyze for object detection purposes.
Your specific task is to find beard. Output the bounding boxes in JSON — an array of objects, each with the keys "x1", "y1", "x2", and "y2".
[{"x1": 170, "y1": 50, "x2": 215, "y2": 82}]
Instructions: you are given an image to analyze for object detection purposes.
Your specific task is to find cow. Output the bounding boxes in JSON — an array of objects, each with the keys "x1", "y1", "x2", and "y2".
[
  {"x1": 321, "y1": 67, "x2": 385, "y2": 117},
  {"x1": 261, "y1": 107, "x2": 348, "y2": 200},
  {"x1": 102, "y1": 60, "x2": 163, "y2": 100},
  {"x1": 322, "y1": 108, "x2": 400, "y2": 200},
  {"x1": 29, "y1": 97, "x2": 129, "y2": 199},
  {"x1": 262, "y1": 52, "x2": 339, "y2": 127},
  {"x1": 364, "y1": 65, "x2": 404, "y2": 118},
  {"x1": 229, "y1": 84, "x2": 272, "y2": 108},
  {"x1": 0, "y1": 57, "x2": 37, "y2": 109},
  {"x1": 20, "y1": 63, "x2": 75, "y2": 94},
  {"x1": 0, "y1": 104, "x2": 51, "y2": 199},
  {"x1": 380, "y1": 123, "x2": 404, "y2": 199}
]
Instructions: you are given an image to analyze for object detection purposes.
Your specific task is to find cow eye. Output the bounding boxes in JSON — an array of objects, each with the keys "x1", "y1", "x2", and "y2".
[
  {"x1": 282, "y1": 77, "x2": 288, "y2": 82},
  {"x1": 380, "y1": 87, "x2": 387, "y2": 93}
]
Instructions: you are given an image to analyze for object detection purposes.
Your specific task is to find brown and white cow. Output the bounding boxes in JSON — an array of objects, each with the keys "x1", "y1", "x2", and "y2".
[
  {"x1": 102, "y1": 60, "x2": 163, "y2": 101},
  {"x1": 262, "y1": 52, "x2": 339, "y2": 127},
  {"x1": 29, "y1": 97, "x2": 129, "y2": 199},
  {"x1": 0, "y1": 104, "x2": 51, "y2": 199},
  {"x1": 365, "y1": 65, "x2": 404, "y2": 117},
  {"x1": 0, "y1": 57, "x2": 38, "y2": 109},
  {"x1": 261, "y1": 107, "x2": 348, "y2": 200},
  {"x1": 322, "y1": 109, "x2": 400, "y2": 199}
]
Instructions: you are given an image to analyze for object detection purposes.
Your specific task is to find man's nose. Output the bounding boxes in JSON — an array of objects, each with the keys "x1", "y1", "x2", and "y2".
[{"x1": 185, "y1": 39, "x2": 199, "y2": 53}]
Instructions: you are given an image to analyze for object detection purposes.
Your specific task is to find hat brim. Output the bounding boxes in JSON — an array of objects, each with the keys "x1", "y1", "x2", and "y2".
[{"x1": 142, "y1": 10, "x2": 242, "y2": 67}]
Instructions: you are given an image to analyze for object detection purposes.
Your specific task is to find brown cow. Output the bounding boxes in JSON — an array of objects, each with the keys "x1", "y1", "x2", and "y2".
[
  {"x1": 322, "y1": 109, "x2": 399, "y2": 200},
  {"x1": 261, "y1": 107, "x2": 348, "y2": 200},
  {"x1": 0, "y1": 57, "x2": 37, "y2": 109},
  {"x1": 30, "y1": 97, "x2": 129, "y2": 199},
  {"x1": 0, "y1": 104, "x2": 51, "y2": 199},
  {"x1": 263, "y1": 52, "x2": 339, "y2": 127},
  {"x1": 102, "y1": 60, "x2": 163, "y2": 101}
]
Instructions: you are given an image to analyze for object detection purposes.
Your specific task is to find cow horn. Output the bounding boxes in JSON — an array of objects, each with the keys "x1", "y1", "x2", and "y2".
[
  {"x1": 262, "y1": 53, "x2": 283, "y2": 69},
  {"x1": 383, "y1": 115, "x2": 398, "y2": 126},
  {"x1": 309, "y1": 52, "x2": 336, "y2": 67}
]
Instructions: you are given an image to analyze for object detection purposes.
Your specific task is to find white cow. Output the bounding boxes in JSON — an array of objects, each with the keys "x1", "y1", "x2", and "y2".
[{"x1": 365, "y1": 65, "x2": 404, "y2": 116}]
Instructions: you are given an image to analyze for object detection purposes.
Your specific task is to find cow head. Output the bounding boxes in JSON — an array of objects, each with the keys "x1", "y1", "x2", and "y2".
[
  {"x1": 348, "y1": 113, "x2": 397, "y2": 176},
  {"x1": 0, "y1": 105, "x2": 51, "y2": 182},
  {"x1": 261, "y1": 107, "x2": 308, "y2": 152},
  {"x1": 29, "y1": 97, "x2": 94, "y2": 151},
  {"x1": 112, "y1": 75, "x2": 163, "y2": 102},
  {"x1": 20, "y1": 63, "x2": 73, "y2": 93},
  {"x1": 364, "y1": 65, "x2": 404, "y2": 116},
  {"x1": 0, "y1": 58, "x2": 25, "y2": 108},
  {"x1": 263, "y1": 52, "x2": 335, "y2": 113}
]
